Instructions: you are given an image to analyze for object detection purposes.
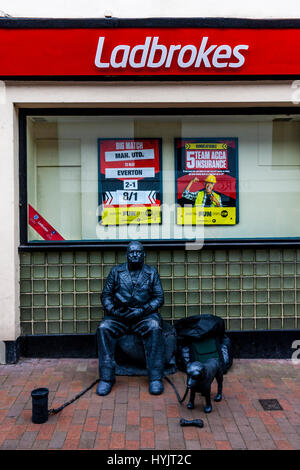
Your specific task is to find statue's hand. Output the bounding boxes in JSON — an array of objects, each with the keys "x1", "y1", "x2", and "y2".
[
  {"x1": 111, "y1": 308, "x2": 125, "y2": 319},
  {"x1": 124, "y1": 307, "x2": 144, "y2": 322}
]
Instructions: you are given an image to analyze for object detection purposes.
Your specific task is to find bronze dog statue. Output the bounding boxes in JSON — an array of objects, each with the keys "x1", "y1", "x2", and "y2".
[{"x1": 186, "y1": 359, "x2": 223, "y2": 413}]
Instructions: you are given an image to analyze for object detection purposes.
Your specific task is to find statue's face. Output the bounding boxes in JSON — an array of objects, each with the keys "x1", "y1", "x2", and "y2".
[{"x1": 127, "y1": 242, "x2": 145, "y2": 267}]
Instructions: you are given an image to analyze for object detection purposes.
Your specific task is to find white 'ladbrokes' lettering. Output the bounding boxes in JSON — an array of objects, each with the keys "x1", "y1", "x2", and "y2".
[{"x1": 95, "y1": 36, "x2": 249, "y2": 70}]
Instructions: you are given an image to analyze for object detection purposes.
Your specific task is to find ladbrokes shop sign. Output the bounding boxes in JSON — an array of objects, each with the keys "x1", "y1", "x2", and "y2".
[{"x1": 0, "y1": 18, "x2": 299, "y2": 78}]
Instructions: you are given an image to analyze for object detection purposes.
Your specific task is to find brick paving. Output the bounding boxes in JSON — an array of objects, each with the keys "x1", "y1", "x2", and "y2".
[{"x1": 0, "y1": 358, "x2": 299, "y2": 450}]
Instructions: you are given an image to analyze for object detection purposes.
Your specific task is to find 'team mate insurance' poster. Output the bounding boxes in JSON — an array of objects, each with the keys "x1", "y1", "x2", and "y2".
[
  {"x1": 98, "y1": 138, "x2": 162, "y2": 225},
  {"x1": 175, "y1": 138, "x2": 239, "y2": 225}
]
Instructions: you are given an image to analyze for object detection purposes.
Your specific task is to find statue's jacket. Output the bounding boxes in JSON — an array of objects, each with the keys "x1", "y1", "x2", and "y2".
[{"x1": 101, "y1": 263, "x2": 164, "y2": 317}]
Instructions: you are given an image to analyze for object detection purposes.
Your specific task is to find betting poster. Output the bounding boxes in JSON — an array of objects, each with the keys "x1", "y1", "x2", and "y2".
[
  {"x1": 98, "y1": 138, "x2": 162, "y2": 225},
  {"x1": 175, "y1": 138, "x2": 239, "y2": 225}
]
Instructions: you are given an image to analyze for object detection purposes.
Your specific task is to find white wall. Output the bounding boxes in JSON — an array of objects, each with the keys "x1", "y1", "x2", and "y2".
[
  {"x1": 0, "y1": 98, "x2": 20, "y2": 342},
  {"x1": 0, "y1": 0, "x2": 300, "y2": 19}
]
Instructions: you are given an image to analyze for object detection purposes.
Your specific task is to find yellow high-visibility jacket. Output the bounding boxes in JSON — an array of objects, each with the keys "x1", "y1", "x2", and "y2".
[{"x1": 195, "y1": 190, "x2": 222, "y2": 207}]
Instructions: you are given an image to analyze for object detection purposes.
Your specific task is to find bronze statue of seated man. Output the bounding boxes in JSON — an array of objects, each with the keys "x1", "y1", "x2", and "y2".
[{"x1": 96, "y1": 241, "x2": 165, "y2": 396}]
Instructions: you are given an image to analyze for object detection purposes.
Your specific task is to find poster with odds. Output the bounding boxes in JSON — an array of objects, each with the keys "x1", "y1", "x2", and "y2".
[
  {"x1": 175, "y1": 138, "x2": 239, "y2": 225},
  {"x1": 98, "y1": 138, "x2": 162, "y2": 225}
]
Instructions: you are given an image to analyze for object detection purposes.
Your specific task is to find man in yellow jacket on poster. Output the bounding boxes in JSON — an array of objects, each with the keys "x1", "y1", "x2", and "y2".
[{"x1": 182, "y1": 174, "x2": 222, "y2": 207}]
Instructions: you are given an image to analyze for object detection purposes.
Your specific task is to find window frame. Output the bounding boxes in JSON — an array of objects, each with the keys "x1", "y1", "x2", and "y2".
[{"x1": 19, "y1": 106, "x2": 300, "y2": 251}]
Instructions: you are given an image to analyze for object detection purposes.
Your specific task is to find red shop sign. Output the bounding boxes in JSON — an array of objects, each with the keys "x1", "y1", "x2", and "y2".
[{"x1": 0, "y1": 27, "x2": 300, "y2": 77}]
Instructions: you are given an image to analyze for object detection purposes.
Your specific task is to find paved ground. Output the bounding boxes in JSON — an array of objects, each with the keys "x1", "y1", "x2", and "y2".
[{"x1": 0, "y1": 358, "x2": 299, "y2": 450}]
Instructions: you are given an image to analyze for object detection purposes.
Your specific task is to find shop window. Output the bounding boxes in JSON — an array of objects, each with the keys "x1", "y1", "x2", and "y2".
[{"x1": 22, "y1": 111, "x2": 300, "y2": 246}]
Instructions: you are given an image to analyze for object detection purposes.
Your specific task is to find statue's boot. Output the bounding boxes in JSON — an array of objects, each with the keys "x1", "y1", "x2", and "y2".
[
  {"x1": 149, "y1": 379, "x2": 164, "y2": 395},
  {"x1": 96, "y1": 380, "x2": 115, "y2": 396}
]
